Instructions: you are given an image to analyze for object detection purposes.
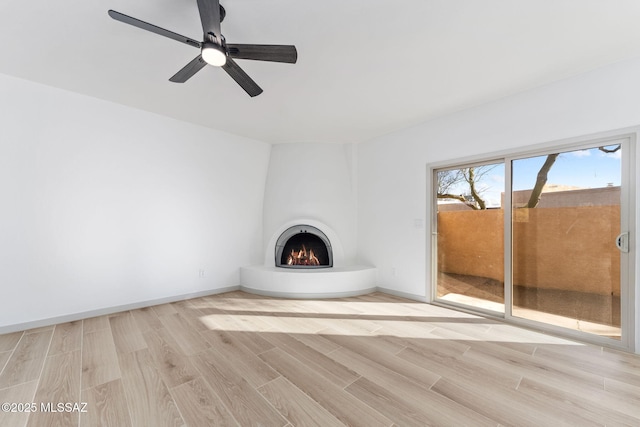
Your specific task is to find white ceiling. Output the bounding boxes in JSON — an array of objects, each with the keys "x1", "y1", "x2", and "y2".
[{"x1": 2, "y1": 0, "x2": 640, "y2": 144}]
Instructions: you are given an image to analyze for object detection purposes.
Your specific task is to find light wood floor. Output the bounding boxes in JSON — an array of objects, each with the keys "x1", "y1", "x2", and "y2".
[{"x1": 1, "y1": 291, "x2": 639, "y2": 426}]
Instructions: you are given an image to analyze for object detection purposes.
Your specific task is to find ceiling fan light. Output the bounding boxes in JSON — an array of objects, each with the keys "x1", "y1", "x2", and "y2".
[{"x1": 202, "y1": 43, "x2": 227, "y2": 67}]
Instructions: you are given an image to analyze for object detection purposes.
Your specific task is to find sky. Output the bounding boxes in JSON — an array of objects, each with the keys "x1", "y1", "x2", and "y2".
[
  {"x1": 512, "y1": 145, "x2": 621, "y2": 191},
  {"x1": 439, "y1": 144, "x2": 622, "y2": 208}
]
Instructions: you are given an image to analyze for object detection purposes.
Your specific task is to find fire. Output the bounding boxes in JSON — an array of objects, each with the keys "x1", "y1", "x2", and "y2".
[{"x1": 287, "y1": 245, "x2": 320, "y2": 266}]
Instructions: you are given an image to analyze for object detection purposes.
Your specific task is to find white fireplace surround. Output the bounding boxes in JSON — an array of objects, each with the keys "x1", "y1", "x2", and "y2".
[{"x1": 240, "y1": 219, "x2": 376, "y2": 298}]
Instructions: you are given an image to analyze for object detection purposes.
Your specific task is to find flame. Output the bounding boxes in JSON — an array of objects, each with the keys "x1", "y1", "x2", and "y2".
[{"x1": 286, "y1": 244, "x2": 320, "y2": 266}]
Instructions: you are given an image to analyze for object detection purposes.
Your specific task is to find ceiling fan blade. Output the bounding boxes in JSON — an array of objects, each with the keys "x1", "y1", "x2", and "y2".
[
  {"x1": 108, "y1": 10, "x2": 201, "y2": 49},
  {"x1": 169, "y1": 55, "x2": 208, "y2": 83},
  {"x1": 222, "y1": 58, "x2": 263, "y2": 97},
  {"x1": 227, "y1": 44, "x2": 298, "y2": 64},
  {"x1": 196, "y1": 0, "x2": 221, "y2": 43}
]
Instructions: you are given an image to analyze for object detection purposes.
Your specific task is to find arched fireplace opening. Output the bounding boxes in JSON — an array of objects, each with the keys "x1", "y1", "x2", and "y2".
[{"x1": 275, "y1": 225, "x2": 333, "y2": 268}]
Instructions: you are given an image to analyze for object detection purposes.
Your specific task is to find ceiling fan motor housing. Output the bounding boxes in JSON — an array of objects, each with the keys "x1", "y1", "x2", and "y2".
[{"x1": 201, "y1": 42, "x2": 227, "y2": 66}]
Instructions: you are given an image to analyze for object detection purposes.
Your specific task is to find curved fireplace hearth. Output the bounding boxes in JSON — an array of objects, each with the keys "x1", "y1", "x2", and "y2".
[
  {"x1": 274, "y1": 225, "x2": 333, "y2": 268},
  {"x1": 240, "y1": 220, "x2": 375, "y2": 298}
]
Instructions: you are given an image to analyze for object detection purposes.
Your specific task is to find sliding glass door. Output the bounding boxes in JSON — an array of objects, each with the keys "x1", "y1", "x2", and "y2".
[
  {"x1": 510, "y1": 142, "x2": 625, "y2": 339},
  {"x1": 434, "y1": 161, "x2": 505, "y2": 314},
  {"x1": 433, "y1": 135, "x2": 633, "y2": 348}
]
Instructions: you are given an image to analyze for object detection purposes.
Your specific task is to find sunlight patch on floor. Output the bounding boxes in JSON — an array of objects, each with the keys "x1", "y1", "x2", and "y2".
[
  {"x1": 190, "y1": 297, "x2": 477, "y2": 318},
  {"x1": 513, "y1": 307, "x2": 621, "y2": 338},
  {"x1": 440, "y1": 292, "x2": 621, "y2": 339},
  {"x1": 439, "y1": 293, "x2": 505, "y2": 313},
  {"x1": 196, "y1": 313, "x2": 588, "y2": 345}
]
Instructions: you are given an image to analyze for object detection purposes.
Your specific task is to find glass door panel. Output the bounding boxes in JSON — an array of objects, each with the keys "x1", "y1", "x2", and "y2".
[
  {"x1": 435, "y1": 162, "x2": 505, "y2": 313},
  {"x1": 510, "y1": 144, "x2": 622, "y2": 339}
]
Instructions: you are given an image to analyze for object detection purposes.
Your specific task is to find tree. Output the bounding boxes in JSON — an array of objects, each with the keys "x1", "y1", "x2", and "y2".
[
  {"x1": 525, "y1": 144, "x2": 620, "y2": 208},
  {"x1": 437, "y1": 165, "x2": 497, "y2": 210},
  {"x1": 438, "y1": 144, "x2": 621, "y2": 211},
  {"x1": 525, "y1": 153, "x2": 559, "y2": 208}
]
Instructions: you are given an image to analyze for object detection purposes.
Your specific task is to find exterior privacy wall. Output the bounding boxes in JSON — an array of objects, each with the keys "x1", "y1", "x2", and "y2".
[{"x1": 437, "y1": 206, "x2": 621, "y2": 296}]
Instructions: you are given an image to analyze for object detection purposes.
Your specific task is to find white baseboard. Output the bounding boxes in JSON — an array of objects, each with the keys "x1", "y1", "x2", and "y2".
[
  {"x1": 0, "y1": 285, "x2": 241, "y2": 335},
  {"x1": 0, "y1": 285, "x2": 429, "y2": 334},
  {"x1": 376, "y1": 287, "x2": 429, "y2": 302}
]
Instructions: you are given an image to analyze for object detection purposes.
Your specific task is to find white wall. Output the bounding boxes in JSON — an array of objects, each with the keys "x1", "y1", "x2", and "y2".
[
  {"x1": 262, "y1": 143, "x2": 358, "y2": 266},
  {"x1": 357, "y1": 56, "x2": 640, "y2": 346},
  {"x1": 0, "y1": 73, "x2": 270, "y2": 331}
]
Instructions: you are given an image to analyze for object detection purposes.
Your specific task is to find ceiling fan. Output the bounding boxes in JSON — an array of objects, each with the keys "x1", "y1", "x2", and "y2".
[{"x1": 108, "y1": 0, "x2": 297, "y2": 97}]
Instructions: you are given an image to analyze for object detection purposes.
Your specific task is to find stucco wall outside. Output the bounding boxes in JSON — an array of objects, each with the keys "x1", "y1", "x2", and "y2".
[
  {"x1": 437, "y1": 209, "x2": 505, "y2": 281},
  {"x1": 438, "y1": 205, "x2": 621, "y2": 296}
]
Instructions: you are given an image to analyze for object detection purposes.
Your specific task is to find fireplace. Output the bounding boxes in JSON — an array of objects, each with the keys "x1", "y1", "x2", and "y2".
[
  {"x1": 240, "y1": 221, "x2": 375, "y2": 297},
  {"x1": 275, "y1": 225, "x2": 333, "y2": 268}
]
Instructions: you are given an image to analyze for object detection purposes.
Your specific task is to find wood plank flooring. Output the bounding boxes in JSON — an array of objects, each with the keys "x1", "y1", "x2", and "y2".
[{"x1": 1, "y1": 291, "x2": 639, "y2": 426}]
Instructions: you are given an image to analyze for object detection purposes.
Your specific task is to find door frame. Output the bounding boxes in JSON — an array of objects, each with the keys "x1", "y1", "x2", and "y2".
[{"x1": 428, "y1": 127, "x2": 637, "y2": 352}]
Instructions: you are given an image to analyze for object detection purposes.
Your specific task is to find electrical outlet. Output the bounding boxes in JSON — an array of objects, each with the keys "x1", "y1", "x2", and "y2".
[{"x1": 198, "y1": 269, "x2": 205, "y2": 278}]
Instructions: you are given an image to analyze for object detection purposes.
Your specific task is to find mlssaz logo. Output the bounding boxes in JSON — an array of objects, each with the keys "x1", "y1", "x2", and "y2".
[{"x1": 40, "y1": 402, "x2": 88, "y2": 413}]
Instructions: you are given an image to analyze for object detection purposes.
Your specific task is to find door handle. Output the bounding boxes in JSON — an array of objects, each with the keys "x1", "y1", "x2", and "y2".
[{"x1": 616, "y1": 232, "x2": 629, "y2": 253}]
